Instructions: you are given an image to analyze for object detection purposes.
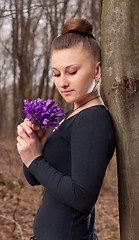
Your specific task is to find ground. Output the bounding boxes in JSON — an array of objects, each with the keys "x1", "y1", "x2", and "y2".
[{"x1": 0, "y1": 135, "x2": 120, "y2": 240}]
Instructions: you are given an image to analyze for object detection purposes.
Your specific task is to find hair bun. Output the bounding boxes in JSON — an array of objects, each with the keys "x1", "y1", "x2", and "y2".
[{"x1": 62, "y1": 18, "x2": 93, "y2": 35}]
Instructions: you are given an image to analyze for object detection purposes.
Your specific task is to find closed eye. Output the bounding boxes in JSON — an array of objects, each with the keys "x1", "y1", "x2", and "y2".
[
  {"x1": 69, "y1": 70, "x2": 77, "y2": 75},
  {"x1": 53, "y1": 70, "x2": 77, "y2": 77},
  {"x1": 53, "y1": 73, "x2": 60, "y2": 77}
]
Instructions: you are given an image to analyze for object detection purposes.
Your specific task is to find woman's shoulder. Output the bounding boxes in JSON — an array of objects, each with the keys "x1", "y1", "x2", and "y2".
[
  {"x1": 60, "y1": 105, "x2": 114, "y2": 133},
  {"x1": 73, "y1": 105, "x2": 112, "y2": 122},
  {"x1": 70, "y1": 105, "x2": 115, "y2": 143},
  {"x1": 69, "y1": 104, "x2": 115, "y2": 135}
]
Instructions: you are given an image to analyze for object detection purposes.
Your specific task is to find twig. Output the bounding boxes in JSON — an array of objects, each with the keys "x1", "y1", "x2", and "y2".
[
  {"x1": 0, "y1": 214, "x2": 25, "y2": 240},
  {"x1": 97, "y1": 203, "x2": 119, "y2": 225}
]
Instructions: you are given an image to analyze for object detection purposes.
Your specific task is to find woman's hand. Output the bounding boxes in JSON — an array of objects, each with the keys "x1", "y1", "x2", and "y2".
[
  {"x1": 17, "y1": 120, "x2": 48, "y2": 168},
  {"x1": 25, "y1": 119, "x2": 47, "y2": 141}
]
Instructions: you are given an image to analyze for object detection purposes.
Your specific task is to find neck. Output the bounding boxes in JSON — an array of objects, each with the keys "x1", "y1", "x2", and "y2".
[
  {"x1": 74, "y1": 94, "x2": 99, "y2": 110},
  {"x1": 73, "y1": 95, "x2": 101, "y2": 112}
]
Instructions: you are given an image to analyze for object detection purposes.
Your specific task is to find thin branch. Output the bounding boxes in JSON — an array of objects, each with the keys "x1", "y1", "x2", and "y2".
[
  {"x1": 97, "y1": 203, "x2": 119, "y2": 225},
  {"x1": 0, "y1": 2, "x2": 65, "y2": 18},
  {"x1": 0, "y1": 39, "x2": 13, "y2": 56},
  {"x1": 0, "y1": 214, "x2": 25, "y2": 240}
]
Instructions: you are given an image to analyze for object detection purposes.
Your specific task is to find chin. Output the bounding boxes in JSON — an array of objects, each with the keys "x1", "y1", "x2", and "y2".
[
  {"x1": 61, "y1": 95, "x2": 74, "y2": 104},
  {"x1": 64, "y1": 99, "x2": 74, "y2": 104}
]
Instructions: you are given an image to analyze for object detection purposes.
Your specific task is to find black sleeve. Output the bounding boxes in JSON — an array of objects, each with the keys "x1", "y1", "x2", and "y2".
[
  {"x1": 28, "y1": 110, "x2": 111, "y2": 213},
  {"x1": 23, "y1": 164, "x2": 41, "y2": 186}
]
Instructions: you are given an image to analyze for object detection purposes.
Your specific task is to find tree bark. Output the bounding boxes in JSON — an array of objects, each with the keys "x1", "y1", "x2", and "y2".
[{"x1": 101, "y1": 0, "x2": 139, "y2": 239}]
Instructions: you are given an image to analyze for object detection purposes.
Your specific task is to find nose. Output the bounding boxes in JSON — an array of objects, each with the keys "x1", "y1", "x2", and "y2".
[{"x1": 59, "y1": 74, "x2": 69, "y2": 88}]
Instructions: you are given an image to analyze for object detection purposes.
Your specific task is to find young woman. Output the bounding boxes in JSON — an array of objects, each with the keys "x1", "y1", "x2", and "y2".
[{"x1": 17, "y1": 18, "x2": 115, "y2": 240}]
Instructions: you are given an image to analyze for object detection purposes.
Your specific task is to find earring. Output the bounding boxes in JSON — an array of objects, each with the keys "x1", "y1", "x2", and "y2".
[{"x1": 92, "y1": 79, "x2": 96, "y2": 90}]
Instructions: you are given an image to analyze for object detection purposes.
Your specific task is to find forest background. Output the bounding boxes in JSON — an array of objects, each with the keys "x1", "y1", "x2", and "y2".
[{"x1": 0, "y1": 1, "x2": 120, "y2": 239}]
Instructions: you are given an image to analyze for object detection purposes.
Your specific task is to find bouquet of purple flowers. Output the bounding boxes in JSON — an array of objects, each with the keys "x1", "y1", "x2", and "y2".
[{"x1": 22, "y1": 98, "x2": 65, "y2": 129}]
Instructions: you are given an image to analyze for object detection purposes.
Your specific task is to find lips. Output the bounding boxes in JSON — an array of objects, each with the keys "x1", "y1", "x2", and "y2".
[{"x1": 62, "y1": 90, "x2": 74, "y2": 95}]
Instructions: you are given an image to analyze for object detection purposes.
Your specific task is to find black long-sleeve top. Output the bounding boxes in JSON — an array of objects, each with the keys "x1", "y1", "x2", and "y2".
[{"x1": 23, "y1": 105, "x2": 115, "y2": 240}]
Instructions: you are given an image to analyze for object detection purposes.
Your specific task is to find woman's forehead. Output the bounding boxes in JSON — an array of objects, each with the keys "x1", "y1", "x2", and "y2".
[{"x1": 51, "y1": 44, "x2": 93, "y2": 68}]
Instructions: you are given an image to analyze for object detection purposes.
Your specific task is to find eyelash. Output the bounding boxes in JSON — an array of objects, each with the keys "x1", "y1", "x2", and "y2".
[
  {"x1": 70, "y1": 70, "x2": 77, "y2": 75},
  {"x1": 53, "y1": 74, "x2": 60, "y2": 77},
  {"x1": 53, "y1": 70, "x2": 77, "y2": 77}
]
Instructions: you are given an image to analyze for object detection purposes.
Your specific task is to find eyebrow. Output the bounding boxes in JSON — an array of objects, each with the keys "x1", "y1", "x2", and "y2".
[{"x1": 51, "y1": 64, "x2": 79, "y2": 70}]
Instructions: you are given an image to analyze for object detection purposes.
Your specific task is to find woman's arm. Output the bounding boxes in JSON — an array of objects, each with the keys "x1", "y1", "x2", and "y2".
[
  {"x1": 17, "y1": 120, "x2": 48, "y2": 185},
  {"x1": 23, "y1": 163, "x2": 41, "y2": 186}
]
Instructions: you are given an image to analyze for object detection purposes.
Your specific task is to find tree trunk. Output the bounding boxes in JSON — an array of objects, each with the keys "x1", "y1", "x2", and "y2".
[{"x1": 101, "y1": 0, "x2": 139, "y2": 239}]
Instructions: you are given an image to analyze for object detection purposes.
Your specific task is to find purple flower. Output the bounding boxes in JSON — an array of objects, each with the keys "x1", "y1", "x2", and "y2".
[
  {"x1": 22, "y1": 98, "x2": 65, "y2": 129},
  {"x1": 26, "y1": 113, "x2": 33, "y2": 121}
]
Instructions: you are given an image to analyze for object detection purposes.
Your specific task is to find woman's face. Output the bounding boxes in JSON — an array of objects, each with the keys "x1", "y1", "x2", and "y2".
[{"x1": 51, "y1": 43, "x2": 100, "y2": 108}]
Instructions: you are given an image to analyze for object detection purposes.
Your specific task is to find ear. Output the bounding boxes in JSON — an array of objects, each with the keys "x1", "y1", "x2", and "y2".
[{"x1": 95, "y1": 61, "x2": 101, "y2": 82}]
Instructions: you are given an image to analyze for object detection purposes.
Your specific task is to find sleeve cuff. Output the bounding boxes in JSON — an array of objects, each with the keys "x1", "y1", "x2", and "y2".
[{"x1": 28, "y1": 155, "x2": 43, "y2": 169}]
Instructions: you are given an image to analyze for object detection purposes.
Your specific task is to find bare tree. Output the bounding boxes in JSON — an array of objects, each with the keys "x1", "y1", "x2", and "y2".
[{"x1": 101, "y1": 0, "x2": 139, "y2": 239}]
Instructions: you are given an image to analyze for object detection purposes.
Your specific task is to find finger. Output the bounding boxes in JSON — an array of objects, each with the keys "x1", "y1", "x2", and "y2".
[
  {"x1": 17, "y1": 142, "x2": 21, "y2": 152},
  {"x1": 24, "y1": 119, "x2": 41, "y2": 134},
  {"x1": 23, "y1": 118, "x2": 40, "y2": 131},
  {"x1": 32, "y1": 124, "x2": 41, "y2": 131},
  {"x1": 20, "y1": 122, "x2": 36, "y2": 138},
  {"x1": 40, "y1": 130, "x2": 48, "y2": 146},
  {"x1": 17, "y1": 125, "x2": 29, "y2": 139},
  {"x1": 31, "y1": 124, "x2": 46, "y2": 141},
  {"x1": 17, "y1": 136, "x2": 25, "y2": 153},
  {"x1": 17, "y1": 135, "x2": 24, "y2": 144},
  {"x1": 23, "y1": 120, "x2": 42, "y2": 136},
  {"x1": 43, "y1": 129, "x2": 48, "y2": 140},
  {"x1": 24, "y1": 118, "x2": 32, "y2": 127}
]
